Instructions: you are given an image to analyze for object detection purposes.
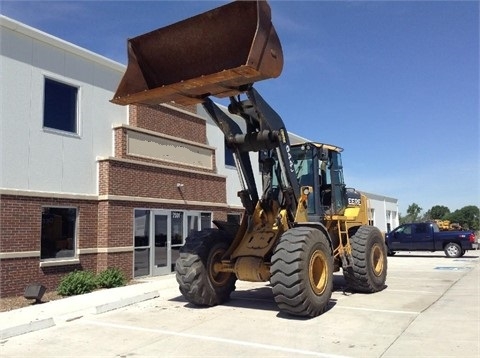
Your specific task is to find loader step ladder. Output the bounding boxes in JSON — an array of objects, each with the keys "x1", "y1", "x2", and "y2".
[{"x1": 328, "y1": 216, "x2": 353, "y2": 269}]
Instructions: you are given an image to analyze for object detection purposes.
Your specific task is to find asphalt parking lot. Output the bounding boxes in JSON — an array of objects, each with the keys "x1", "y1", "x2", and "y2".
[{"x1": 1, "y1": 251, "x2": 478, "y2": 357}]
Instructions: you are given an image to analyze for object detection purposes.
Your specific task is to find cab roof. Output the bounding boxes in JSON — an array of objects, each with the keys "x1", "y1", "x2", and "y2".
[{"x1": 292, "y1": 142, "x2": 344, "y2": 153}]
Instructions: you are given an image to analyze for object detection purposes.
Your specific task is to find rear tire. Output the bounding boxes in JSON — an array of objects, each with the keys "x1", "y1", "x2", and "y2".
[
  {"x1": 444, "y1": 242, "x2": 462, "y2": 258},
  {"x1": 270, "y1": 226, "x2": 333, "y2": 317},
  {"x1": 175, "y1": 229, "x2": 236, "y2": 306},
  {"x1": 343, "y1": 226, "x2": 387, "y2": 293}
]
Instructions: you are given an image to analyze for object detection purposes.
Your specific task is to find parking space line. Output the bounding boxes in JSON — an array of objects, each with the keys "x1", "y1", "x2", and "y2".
[
  {"x1": 336, "y1": 306, "x2": 419, "y2": 315},
  {"x1": 382, "y1": 289, "x2": 438, "y2": 294},
  {"x1": 386, "y1": 276, "x2": 459, "y2": 281},
  {"x1": 82, "y1": 320, "x2": 350, "y2": 358}
]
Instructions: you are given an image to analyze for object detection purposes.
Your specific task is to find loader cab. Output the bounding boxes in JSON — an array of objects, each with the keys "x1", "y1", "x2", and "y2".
[{"x1": 291, "y1": 142, "x2": 347, "y2": 220}]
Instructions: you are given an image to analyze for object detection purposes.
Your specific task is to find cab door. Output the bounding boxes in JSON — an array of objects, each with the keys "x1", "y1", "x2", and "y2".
[
  {"x1": 411, "y1": 223, "x2": 434, "y2": 250},
  {"x1": 389, "y1": 225, "x2": 413, "y2": 251}
]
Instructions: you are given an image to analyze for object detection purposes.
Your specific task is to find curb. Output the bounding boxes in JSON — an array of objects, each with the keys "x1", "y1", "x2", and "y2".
[
  {"x1": 0, "y1": 318, "x2": 55, "y2": 340},
  {"x1": 0, "y1": 290, "x2": 160, "y2": 340},
  {"x1": 94, "y1": 291, "x2": 160, "y2": 314}
]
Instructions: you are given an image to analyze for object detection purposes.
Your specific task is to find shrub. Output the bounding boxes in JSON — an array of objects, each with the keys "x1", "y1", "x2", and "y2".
[
  {"x1": 96, "y1": 268, "x2": 127, "y2": 289},
  {"x1": 57, "y1": 270, "x2": 97, "y2": 296}
]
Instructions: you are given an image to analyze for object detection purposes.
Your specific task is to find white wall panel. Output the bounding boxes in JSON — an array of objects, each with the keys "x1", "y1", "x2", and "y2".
[
  {"x1": 205, "y1": 119, "x2": 241, "y2": 207},
  {"x1": 1, "y1": 55, "x2": 31, "y2": 188},
  {"x1": 91, "y1": 88, "x2": 127, "y2": 159},
  {"x1": 28, "y1": 130, "x2": 63, "y2": 190},
  {"x1": 62, "y1": 136, "x2": 93, "y2": 193},
  {"x1": 32, "y1": 40, "x2": 65, "y2": 75},
  {"x1": 1, "y1": 27, "x2": 32, "y2": 65},
  {"x1": 1, "y1": 16, "x2": 127, "y2": 195},
  {"x1": 65, "y1": 52, "x2": 94, "y2": 85}
]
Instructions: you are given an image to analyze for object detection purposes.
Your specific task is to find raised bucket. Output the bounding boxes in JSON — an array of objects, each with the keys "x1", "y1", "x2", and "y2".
[{"x1": 112, "y1": 0, "x2": 283, "y2": 106}]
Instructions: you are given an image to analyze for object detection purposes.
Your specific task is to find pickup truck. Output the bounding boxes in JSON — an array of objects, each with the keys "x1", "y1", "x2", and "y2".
[{"x1": 385, "y1": 222, "x2": 478, "y2": 258}]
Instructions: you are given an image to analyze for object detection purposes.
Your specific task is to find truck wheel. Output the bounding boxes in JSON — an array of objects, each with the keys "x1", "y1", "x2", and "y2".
[
  {"x1": 270, "y1": 226, "x2": 333, "y2": 317},
  {"x1": 444, "y1": 242, "x2": 462, "y2": 258},
  {"x1": 175, "y1": 229, "x2": 236, "y2": 306},
  {"x1": 386, "y1": 246, "x2": 396, "y2": 256},
  {"x1": 343, "y1": 225, "x2": 387, "y2": 293}
]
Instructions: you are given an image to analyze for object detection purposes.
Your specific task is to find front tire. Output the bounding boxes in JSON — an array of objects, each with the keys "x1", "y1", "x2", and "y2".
[
  {"x1": 344, "y1": 226, "x2": 388, "y2": 293},
  {"x1": 175, "y1": 229, "x2": 236, "y2": 306},
  {"x1": 270, "y1": 226, "x2": 333, "y2": 317},
  {"x1": 444, "y1": 242, "x2": 462, "y2": 258}
]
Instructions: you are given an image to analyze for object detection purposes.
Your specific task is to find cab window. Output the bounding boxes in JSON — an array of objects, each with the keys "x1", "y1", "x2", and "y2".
[
  {"x1": 395, "y1": 225, "x2": 411, "y2": 235},
  {"x1": 414, "y1": 224, "x2": 428, "y2": 234}
]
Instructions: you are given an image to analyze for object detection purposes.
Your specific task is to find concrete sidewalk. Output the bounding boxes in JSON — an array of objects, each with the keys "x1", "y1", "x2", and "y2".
[{"x1": 0, "y1": 275, "x2": 178, "y2": 339}]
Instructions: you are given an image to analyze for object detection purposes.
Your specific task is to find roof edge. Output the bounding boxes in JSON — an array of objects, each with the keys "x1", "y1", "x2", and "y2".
[{"x1": 0, "y1": 15, "x2": 126, "y2": 72}]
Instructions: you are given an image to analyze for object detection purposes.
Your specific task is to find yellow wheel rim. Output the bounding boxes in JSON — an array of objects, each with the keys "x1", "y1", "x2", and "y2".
[
  {"x1": 208, "y1": 247, "x2": 230, "y2": 287},
  {"x1": 309, "y1": 250, "x2": 329, "y2": 295},
  {"x1": 371, "y1": 244, "x2": 384, "y2": 277}
]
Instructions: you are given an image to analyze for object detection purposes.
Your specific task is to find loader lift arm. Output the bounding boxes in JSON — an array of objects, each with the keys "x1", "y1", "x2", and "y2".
[{"x1": 202, "y1": 87, "x2": 299, "y2": 221}]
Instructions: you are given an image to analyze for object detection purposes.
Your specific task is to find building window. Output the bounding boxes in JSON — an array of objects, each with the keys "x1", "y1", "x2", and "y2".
[
  {"x1": 225, "y1": 142, "x2": 235, "y2": 166},
  {"x1": 41, "y1": 207, "x2": 77, "y2": 259},
  {"x1": 201, "y1": 212, "x2": 212, "y2": 229},
  {"x1": 43, "y1": 78, "x2": 78, "y2": 133},
  {"x1": 368, "y1": 208, "x2": 375, "y2": 226},
  {"x1": 227, "y1": 213, "x2": 241, "y2": 225}
]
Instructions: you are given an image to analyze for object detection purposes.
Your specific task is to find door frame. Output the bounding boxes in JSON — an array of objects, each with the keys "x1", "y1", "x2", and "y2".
[
  {"x1": 133, "y1": 209, "x2": 213, "y2": 278},
  {"x1": 151, "y1": 210, "x2": 171, "y2": 276}
]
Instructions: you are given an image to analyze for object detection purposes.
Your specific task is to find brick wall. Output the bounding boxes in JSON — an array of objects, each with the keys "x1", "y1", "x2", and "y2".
[
  {"x1": 0, "y1": 195, "x2": 100, "y2": 297},
  {"x1": 129, "y1": 105, "x2": 206, "y2": 144},
  {"x1": 98, "y1": 201, "x2": 134, "y2": 248},
  {"x1": 99, "y1": 159, "x2": 226, "y2": 203},
  {"x1": 114, "y1": 127, "x2": 127, "y2": 158},
  {"x1": 0, "y1": 192, "x2": 238, "y2": 297},
  {"x1": 96, "y1": 252, "x2": 131, "y2": 276},
  {"x1": 0, "y1": 195, "x2": 98, "y2": 253},
  {"x1": 0, "y1": 258, "x2": 82, "y2": 297}
]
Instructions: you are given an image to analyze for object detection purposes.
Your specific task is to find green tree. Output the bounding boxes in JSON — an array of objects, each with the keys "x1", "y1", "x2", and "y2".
[
  {"x1": 400, "y1": 203, "x2": 423, "y2": 224},
  {"x1": 422, "y1": 209, "x2": 432, "y2": 222},
  {"x1": 446, "y1": 205, "x2": 480, "y2": 231},
  {"x1": 407, "y1": 203, "x2": 422, "y2": 222},
  {"x1": 430, "y1": 205, "x2": 450, "y2": 220}
]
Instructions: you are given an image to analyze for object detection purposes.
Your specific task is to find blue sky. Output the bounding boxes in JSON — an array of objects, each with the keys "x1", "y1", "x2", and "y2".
[{"x1": 1, "y1": 1, "x2": 479, "y2": 215}]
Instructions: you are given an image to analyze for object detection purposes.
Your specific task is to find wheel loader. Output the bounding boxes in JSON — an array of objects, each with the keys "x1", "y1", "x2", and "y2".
[{"x1": 111, "y1": 0, "x2": 387, "y2": 317}]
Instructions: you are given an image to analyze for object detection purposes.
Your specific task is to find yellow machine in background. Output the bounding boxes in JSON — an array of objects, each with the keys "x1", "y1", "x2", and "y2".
[
  {"x1": 111, "y1": 0, "x2": 387, "y2": 317},
  {"x1": 435, "y1": 220, "x2": 462, "y2": 231}
]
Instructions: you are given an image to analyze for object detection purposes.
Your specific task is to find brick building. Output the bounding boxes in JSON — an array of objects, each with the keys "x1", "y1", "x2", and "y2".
[
  {"x1": 0, "y1": 16, "x2": 398, "y2": 297},
  {"x1": 0, "y1": 16, "x2": 248, "y2": 297}
]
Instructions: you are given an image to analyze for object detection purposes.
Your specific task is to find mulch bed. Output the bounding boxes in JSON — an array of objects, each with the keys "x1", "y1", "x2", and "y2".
[{"x1": 0, "y1": 291, "x2": 64, "y2": 312}]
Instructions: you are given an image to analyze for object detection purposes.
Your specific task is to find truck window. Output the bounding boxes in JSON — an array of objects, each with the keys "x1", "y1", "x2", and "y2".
[
  {"x1": 414, "y1": 224, "x2": 428, "y2": 234},
  {"x1": 394, "y1": 225, "x2": 411, "y2": 235}
]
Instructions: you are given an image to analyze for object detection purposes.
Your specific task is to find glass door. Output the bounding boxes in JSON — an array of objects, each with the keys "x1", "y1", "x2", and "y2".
[
  {"x1": 134, "y1": 210, "x2": 151, "y2": 277},
  {"x1": 152, "y1": 211, "x2": 171, "y2": 275},
  {"x1": 187, "y1": 213, "x2": 200, "y2": 236},
  {"x1": 171, "y1": 211, "x2": 184, "y2": 271}
]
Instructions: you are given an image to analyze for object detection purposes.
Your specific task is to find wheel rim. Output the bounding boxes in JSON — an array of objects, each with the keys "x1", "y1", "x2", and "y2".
[
  {"x1": 309, "y1": 250, "x2": 329, "y2": 295},
  {"x1": 447, "y1": 245, "x2": 459, "y2": 256},
  {"x1": 371, "y1": 244, "x2": 384, "y2": 277},
  {"x1": 208, "y1": 247, "x2": 230, "y2": 287}
]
